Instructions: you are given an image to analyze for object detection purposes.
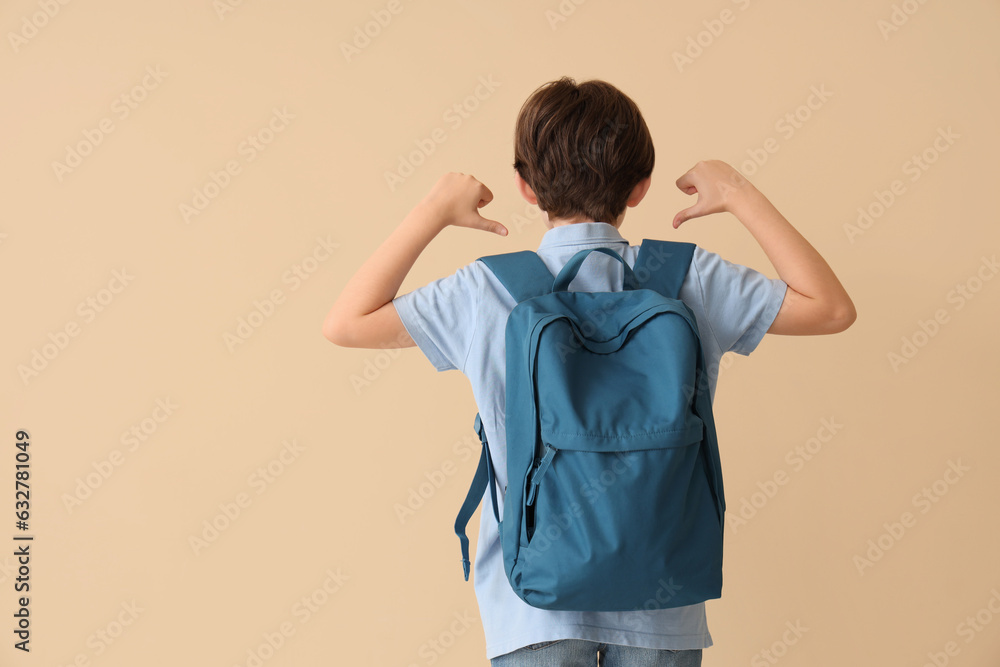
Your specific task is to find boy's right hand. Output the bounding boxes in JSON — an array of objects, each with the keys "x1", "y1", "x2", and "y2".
[
  {"x1": 672, "y1": 160, "x2": 756, "y2": 228},
  {"x1": 418, "y1": 172, "x2": 508, "y2": 236}
]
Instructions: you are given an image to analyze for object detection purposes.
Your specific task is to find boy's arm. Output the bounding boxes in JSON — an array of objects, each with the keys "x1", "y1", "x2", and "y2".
[
  {"x1": 673, "y1": 160, "x2": 856, "y2": 336},
  {"x1": 322, "y1": 172, "x2": 507, "y2": 349}
]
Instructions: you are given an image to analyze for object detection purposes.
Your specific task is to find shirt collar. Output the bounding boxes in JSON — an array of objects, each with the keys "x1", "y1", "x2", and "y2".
[{"x1": 536, "y1": 222, "x2": 630, "y2": 250}]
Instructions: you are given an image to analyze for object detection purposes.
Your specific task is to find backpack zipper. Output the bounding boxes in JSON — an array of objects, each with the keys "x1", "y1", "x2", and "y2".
[{"x1": 526, "y1": 444, "x2": 557, "y2": 507}]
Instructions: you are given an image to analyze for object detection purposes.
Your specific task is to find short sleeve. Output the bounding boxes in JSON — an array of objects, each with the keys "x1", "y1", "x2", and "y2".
[
  {"x1": 687, "y1": 247, "x2": 787, "y2": 356},
  {"x1": 392, "y1": 262, "x2": 481, "y2": 373}
]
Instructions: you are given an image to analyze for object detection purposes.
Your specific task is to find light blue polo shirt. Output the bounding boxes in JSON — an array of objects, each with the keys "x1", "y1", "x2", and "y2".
[{"x1": 392, "y1": 222, "x2": 786, "y2": 660}]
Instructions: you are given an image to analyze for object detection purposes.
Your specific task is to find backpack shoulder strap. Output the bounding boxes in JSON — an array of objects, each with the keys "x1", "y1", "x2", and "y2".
[
  {"x1": 478, "y1": 251, "x2": 554, "y2": 303},
  {"x1": 634, "y1": 240, "x2": 695, "y2": 299},
  {"x1": 454, "y1": 413, "x2": 500, "y2": 581}
]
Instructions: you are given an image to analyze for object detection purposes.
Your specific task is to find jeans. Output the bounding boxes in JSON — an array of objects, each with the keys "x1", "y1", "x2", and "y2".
[{"x1": 491, "y1": 640, "x2": 702, "y2": 666}]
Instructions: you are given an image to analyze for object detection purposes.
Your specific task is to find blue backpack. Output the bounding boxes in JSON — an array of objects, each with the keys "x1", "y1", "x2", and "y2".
[{"x1": 454, "y1": 240, "x2": 726, "y2": 611}]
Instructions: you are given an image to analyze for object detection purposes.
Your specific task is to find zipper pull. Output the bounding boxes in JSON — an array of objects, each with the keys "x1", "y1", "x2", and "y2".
[{"x1": 526, "y1": 445, "x2": 557, "y2": 507}]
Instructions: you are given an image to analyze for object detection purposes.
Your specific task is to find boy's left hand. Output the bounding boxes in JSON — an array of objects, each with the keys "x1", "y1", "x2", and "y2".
[
  {"x1": 418, "y1": 172, "x2": 508, "y2": 236},
  {"x1": 672, "y1": 160, "x2": 754, "y2": 228}
]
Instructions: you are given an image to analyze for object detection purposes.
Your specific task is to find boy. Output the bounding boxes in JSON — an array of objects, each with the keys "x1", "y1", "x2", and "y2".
[{"x1": 323, "y1": 77, "x2": 855, "y2": 667}]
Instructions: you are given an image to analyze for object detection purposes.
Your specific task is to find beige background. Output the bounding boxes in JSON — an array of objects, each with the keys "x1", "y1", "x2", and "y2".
[{"x1": 2, "y1": 0, "x2": 999, "y2": 665}]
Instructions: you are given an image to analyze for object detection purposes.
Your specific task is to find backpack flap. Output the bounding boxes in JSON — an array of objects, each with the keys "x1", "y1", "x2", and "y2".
[{"x1": 533, "y1": 296, "x2": 706, "y2": 453}]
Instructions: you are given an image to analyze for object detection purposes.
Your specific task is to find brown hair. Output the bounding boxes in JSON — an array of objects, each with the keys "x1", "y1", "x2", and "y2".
[{"x1": 513, "y1": 77, "x2": 654, "y2": 224}]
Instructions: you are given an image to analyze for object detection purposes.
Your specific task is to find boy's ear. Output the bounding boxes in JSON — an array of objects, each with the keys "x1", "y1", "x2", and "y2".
[
  {"x1": 627, "y1": 176, "x2": 652, "y2": 208},
  {"x1": 514, "y1": 170, "x2": 538, "y2": 206}
]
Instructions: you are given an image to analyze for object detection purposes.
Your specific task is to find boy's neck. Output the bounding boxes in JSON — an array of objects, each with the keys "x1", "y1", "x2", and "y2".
[{"x1": 545, "y1": 214, "x2": 623, "y2": 230}]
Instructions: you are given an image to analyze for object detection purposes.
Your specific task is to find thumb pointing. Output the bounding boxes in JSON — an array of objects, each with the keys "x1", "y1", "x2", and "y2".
[
  {"x1": 673, "y1": 206, "x2": 697, "y2": 228},
  {"x1": 481, "y1": 215, "x2": 508, "y2": 236}
]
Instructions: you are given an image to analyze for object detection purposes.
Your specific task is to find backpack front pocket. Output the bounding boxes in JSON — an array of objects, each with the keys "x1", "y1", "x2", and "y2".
[{"x1": 517, "y1": 441, "x2": 722, "y2": 611}]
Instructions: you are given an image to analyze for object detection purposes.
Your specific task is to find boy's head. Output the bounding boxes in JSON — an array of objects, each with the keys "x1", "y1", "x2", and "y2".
[{"x1": 513, "y1": 77, "x2": 654, "y2": 228}]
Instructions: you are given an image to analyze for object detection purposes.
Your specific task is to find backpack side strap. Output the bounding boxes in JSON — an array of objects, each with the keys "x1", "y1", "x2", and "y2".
[
  {"x1": 635, "y1": 240, "x2": 695, "y2": 300},
  {"x1": 454, "y1": 413, "x2": 501, "y2": 581},
  {"x1": 478, "y1": 251, "x2": 554, "y2": 304}
]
